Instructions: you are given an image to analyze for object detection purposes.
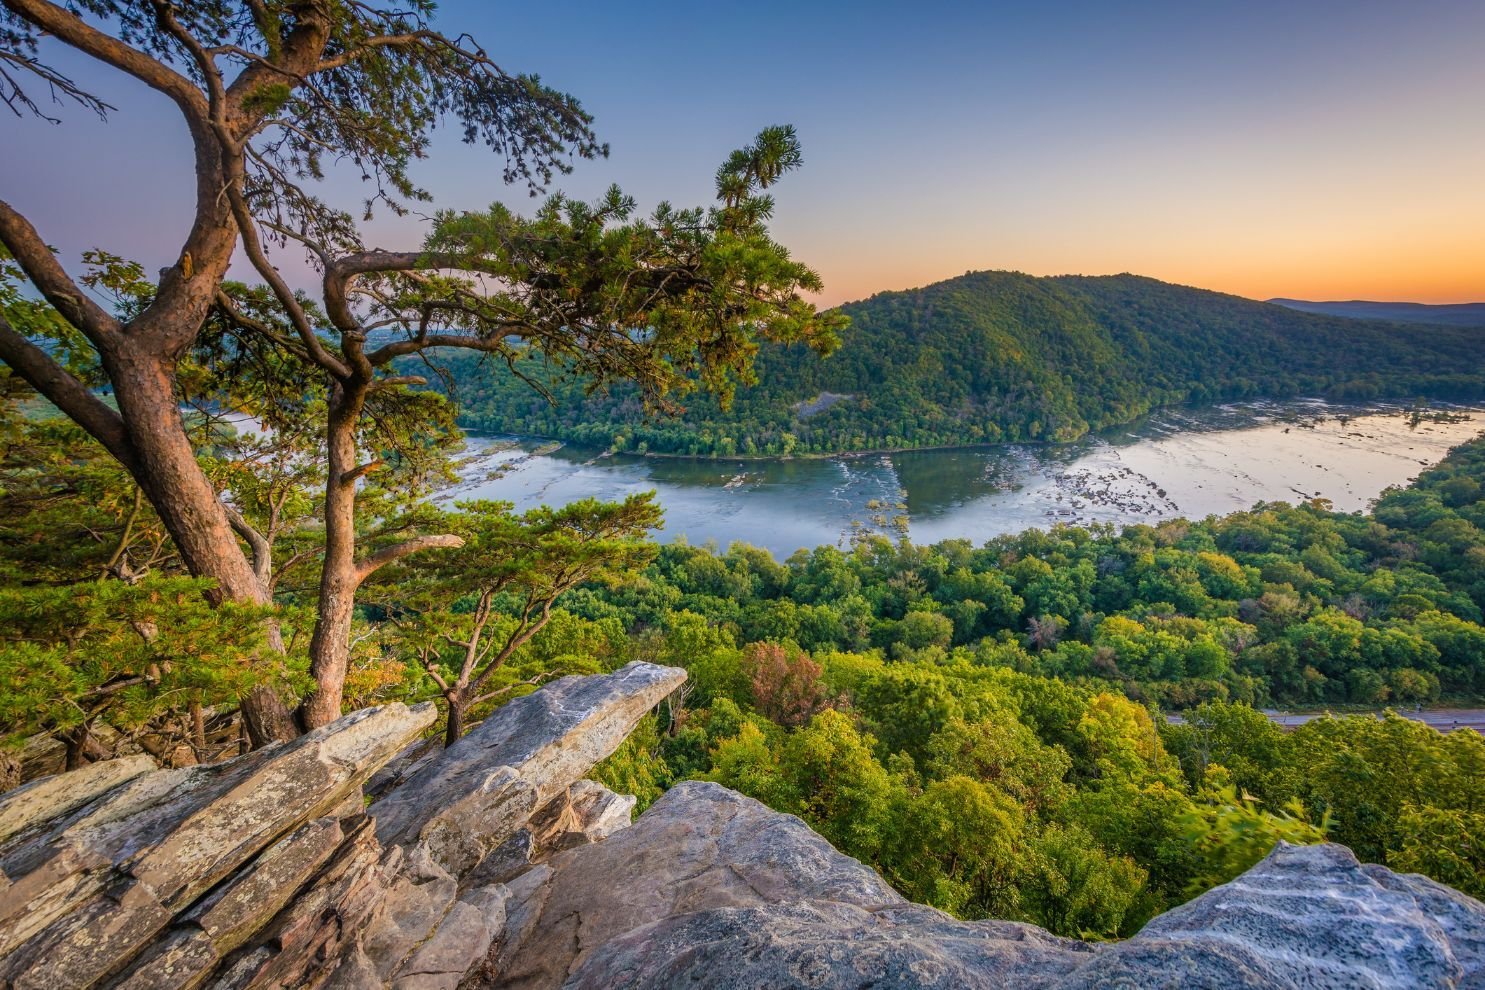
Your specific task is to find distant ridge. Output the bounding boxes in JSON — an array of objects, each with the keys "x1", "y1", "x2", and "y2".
[
  {"x1": 1269, "y1": 298, "x2": 1485, "y2": 327},
  {"x1": 438, "y1": 271, "x2": 1485, "y2": 456}
]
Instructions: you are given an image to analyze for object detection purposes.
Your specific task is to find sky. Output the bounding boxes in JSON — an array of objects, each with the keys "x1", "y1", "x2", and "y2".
[{"x1": 3, "y1": 0, "x2": 1484, "y2": 307}]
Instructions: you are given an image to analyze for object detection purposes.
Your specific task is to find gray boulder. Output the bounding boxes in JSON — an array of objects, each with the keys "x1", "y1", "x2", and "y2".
[
  {"x1": 360, "y1": 661, "x2": 683, "y2": 987},
  {"x1": 1059, "y1": 842, "x2": 1485, "y2": 989},
  {"x1": 477, "y1": 781, "x2": 1485, "y2": 990},
  {"x1": 484, "y1": 781, "x2": 1091, "y2": 989}
]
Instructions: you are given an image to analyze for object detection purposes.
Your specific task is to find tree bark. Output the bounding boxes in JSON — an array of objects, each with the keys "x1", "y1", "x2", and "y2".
[
  {"x1": 62, "y1": 724, "x2": 91, "y2": 771},
  {"x1": 0, "y1": 2, "x2": 415, "y2": 747},
  {"x1": 104, "y1": 340, "x2": 299, "y2": 744},
  {"x1": 444, "y1": 696, "x2": 466, "y2": 749},
  {"x1": 106, "y1": 346, "x2": 260, "y2": 599},
  {"x1": 298, "y1": 379, "x2": 368, "y2": 729}
]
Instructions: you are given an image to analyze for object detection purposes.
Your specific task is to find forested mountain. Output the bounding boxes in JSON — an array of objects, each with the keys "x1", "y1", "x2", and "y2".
[
  {"x1": 438, "y1": 271, "x2": 1485, "y2": 456},
  {"x1": 1270, "y1": 298, "x2": 1485, "y2": 327}
]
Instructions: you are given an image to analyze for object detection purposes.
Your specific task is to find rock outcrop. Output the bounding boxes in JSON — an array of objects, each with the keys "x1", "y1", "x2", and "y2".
[
  {"x1": 3, "y1": 660, "x2": 1483, "y2": 990},
  {"x1": 484, "y1": 781, "x2": 1093, "y2": 990},
  {"x1": 348, "y1": 661, "x2": 685, "y2": 990},
  {"x1": 488, "y1": 781, "x2": 1485, "y2": 990},
  {"x1": 372, "y1": 660, "x2": 684, "y2": 874},
  {"x1": 0, "y1": 701, "x2": 436, "y2": 989},
  {"x1": 0, "y1": 661, "x2": 683, "y2": 990}
]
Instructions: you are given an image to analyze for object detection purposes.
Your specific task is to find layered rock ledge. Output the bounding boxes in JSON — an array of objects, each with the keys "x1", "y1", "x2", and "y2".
[{"x1": 1, "y1": 660, "x2": 1482, "y2": 989}]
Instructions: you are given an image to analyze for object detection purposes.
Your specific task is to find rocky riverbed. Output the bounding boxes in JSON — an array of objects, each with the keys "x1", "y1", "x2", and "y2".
[{"x1": 446, "y1": 401, "x2": 1484, "y2": 558}]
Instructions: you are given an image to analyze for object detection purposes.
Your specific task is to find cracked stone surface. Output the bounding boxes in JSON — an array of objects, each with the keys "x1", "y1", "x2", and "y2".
[
  {"x1": 481, "y1": 782, "x2": 1090, "y2": 989},
  {"x1": 0, "y1": 702, "x2": 434, "y2": 989},
  {"x1": 390, "y1": 884, "x2": 507, "y2": 990},
  {"x1": 0, "y1": 755, "x2": 157, "y2": 846},
  {"x1": 1054, "y1": 842, "x2": 1485, "y2": 989}
]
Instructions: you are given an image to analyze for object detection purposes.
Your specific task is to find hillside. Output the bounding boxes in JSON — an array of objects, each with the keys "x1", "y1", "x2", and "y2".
[
  {"x1": 438, "y1": 271, "x2": 1485, "y2": 456},
  {"x1": 1270, "y1": 297, "x2": 1485, "y2": 327}
]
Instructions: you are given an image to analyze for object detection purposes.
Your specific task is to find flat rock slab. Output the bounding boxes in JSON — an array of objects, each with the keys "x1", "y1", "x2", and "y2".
[
  {"x1": 0, "y1": 755, "x2": 157, "y2": 846},
  {"x1": 372, "y1": 661, "x2": 684, "y2": 876}
]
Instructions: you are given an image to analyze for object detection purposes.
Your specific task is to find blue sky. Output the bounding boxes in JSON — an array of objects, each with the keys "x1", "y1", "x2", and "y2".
[{"x1": 4, "y1": 0, "x2": 1483, "y2": 304}]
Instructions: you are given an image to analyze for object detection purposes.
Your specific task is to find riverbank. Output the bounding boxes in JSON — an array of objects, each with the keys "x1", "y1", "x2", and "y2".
[{"x1": 458, "y1": 398, "x2": 1483, "y2": 464}]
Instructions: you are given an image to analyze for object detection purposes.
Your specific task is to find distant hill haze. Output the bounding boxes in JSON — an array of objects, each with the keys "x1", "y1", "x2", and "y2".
[
  {"x1": 1269, "y1": 298, "x2": 1485, "y2": 327},
  {"x1": 438, "y1": 271, "x2": 1485, "y2": 456}
]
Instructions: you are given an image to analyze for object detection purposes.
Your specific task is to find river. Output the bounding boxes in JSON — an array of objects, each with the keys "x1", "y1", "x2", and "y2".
[{"x1": 437, "y1": 400, "x2": 1482, "y2": 560}]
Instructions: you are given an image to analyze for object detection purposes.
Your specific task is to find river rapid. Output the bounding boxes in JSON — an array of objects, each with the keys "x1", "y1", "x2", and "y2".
[{"x1": 438, "y1": 400, "x2": 1483, "y2": 561}]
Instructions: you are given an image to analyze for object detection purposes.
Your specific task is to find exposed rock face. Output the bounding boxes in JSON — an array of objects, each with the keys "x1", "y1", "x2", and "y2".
[
  {"x1": 0, "y1": 702, "x2": 436, "y2": 989},
  {"x1": 372, "y1": 661, "x2": 684, "y2": 875},
  {"x1": 0, "y1": 754, "x2": 156, "y2": 845},
  {"x1": 351, "y1": 661, "x2": 686, "y2": 990},
  {"x1": 485, "y1": 781, "x2": 1093, "y2": 989},
  {"x1": 486, "y1": 781, "x2": 1485, "y2": 990},
  {"x1": 0, "y1": 662, "x2": 680, "y2": 989},
  {"x1": 3, "y1": 661, "x2": 1483, "y2": 990},
  {"x1": 1063, "y1": 841, "x2": 1485, "y2": 989}
]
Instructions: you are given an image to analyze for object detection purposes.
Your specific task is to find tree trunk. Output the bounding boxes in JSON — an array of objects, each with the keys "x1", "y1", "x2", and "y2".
[
  {"x1": 106, "y1": 342, "x2": 299, "y2": 745},
  {"x1": 298, "y1": 379, "x2": 367, "y2": 729},
  {"x1": 62, "y1": 725, "x2": 91, "y2": 772},
  {"x1": 444, "y1": 695, "x2": 466, "y2": 748}
]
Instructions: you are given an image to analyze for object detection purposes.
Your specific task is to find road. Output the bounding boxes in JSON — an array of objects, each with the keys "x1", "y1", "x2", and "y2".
[{"x1": 1166, "y1": 707, "x2": 1485, "y2": 734}]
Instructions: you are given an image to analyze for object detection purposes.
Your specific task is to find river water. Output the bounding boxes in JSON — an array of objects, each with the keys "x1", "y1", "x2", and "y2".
[{"x1": 437, "y1": 401, "x2": 1482, "y2": 560}]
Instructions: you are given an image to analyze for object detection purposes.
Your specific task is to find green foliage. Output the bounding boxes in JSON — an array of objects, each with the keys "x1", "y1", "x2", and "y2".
[
  {"x1": 0, "y1": 413, "x2": 170, "y2": 586},
  {"x1": 1392, "y1": 805, "x2": 1485, "y2": 899},
  {"x1": 925, "y1": 716, "x2": 1072, "y2": 816},
  {"x1": 887, "y1": 773, "x2": 1026, "y2": 919},
  {"x1": 1285, "y1": 712, "x2": 1485, "y2": 864},
  {"x1": 377, "y1": 494, "x2": 661, "y2": 741},
  {"x1": 1020, "y1": 822, "x2": 1147, "y2": 938},
  {"x1": 779, "y1": 710, "x2": 899, "y2": 859},
  {"x1": 707, "y1": 719, "x2": 801, "y2": 813},
  {"x1": 591, "y1": 713, "x2": 671, "y2": 813},
  {"x1": 1176, "y1": 778, "x2": 1329, "y2": 896},
  {"x1": 419, "y1": 127, "x2": 847, "y2": 420},
  {"x1": 0, "y1": 575, "x2": 293, "y2": 747}
]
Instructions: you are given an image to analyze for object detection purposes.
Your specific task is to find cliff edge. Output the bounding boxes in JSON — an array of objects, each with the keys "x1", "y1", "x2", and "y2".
[{"x1": 1, "y1": 664, "x2": 1480, "y2": 989}]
